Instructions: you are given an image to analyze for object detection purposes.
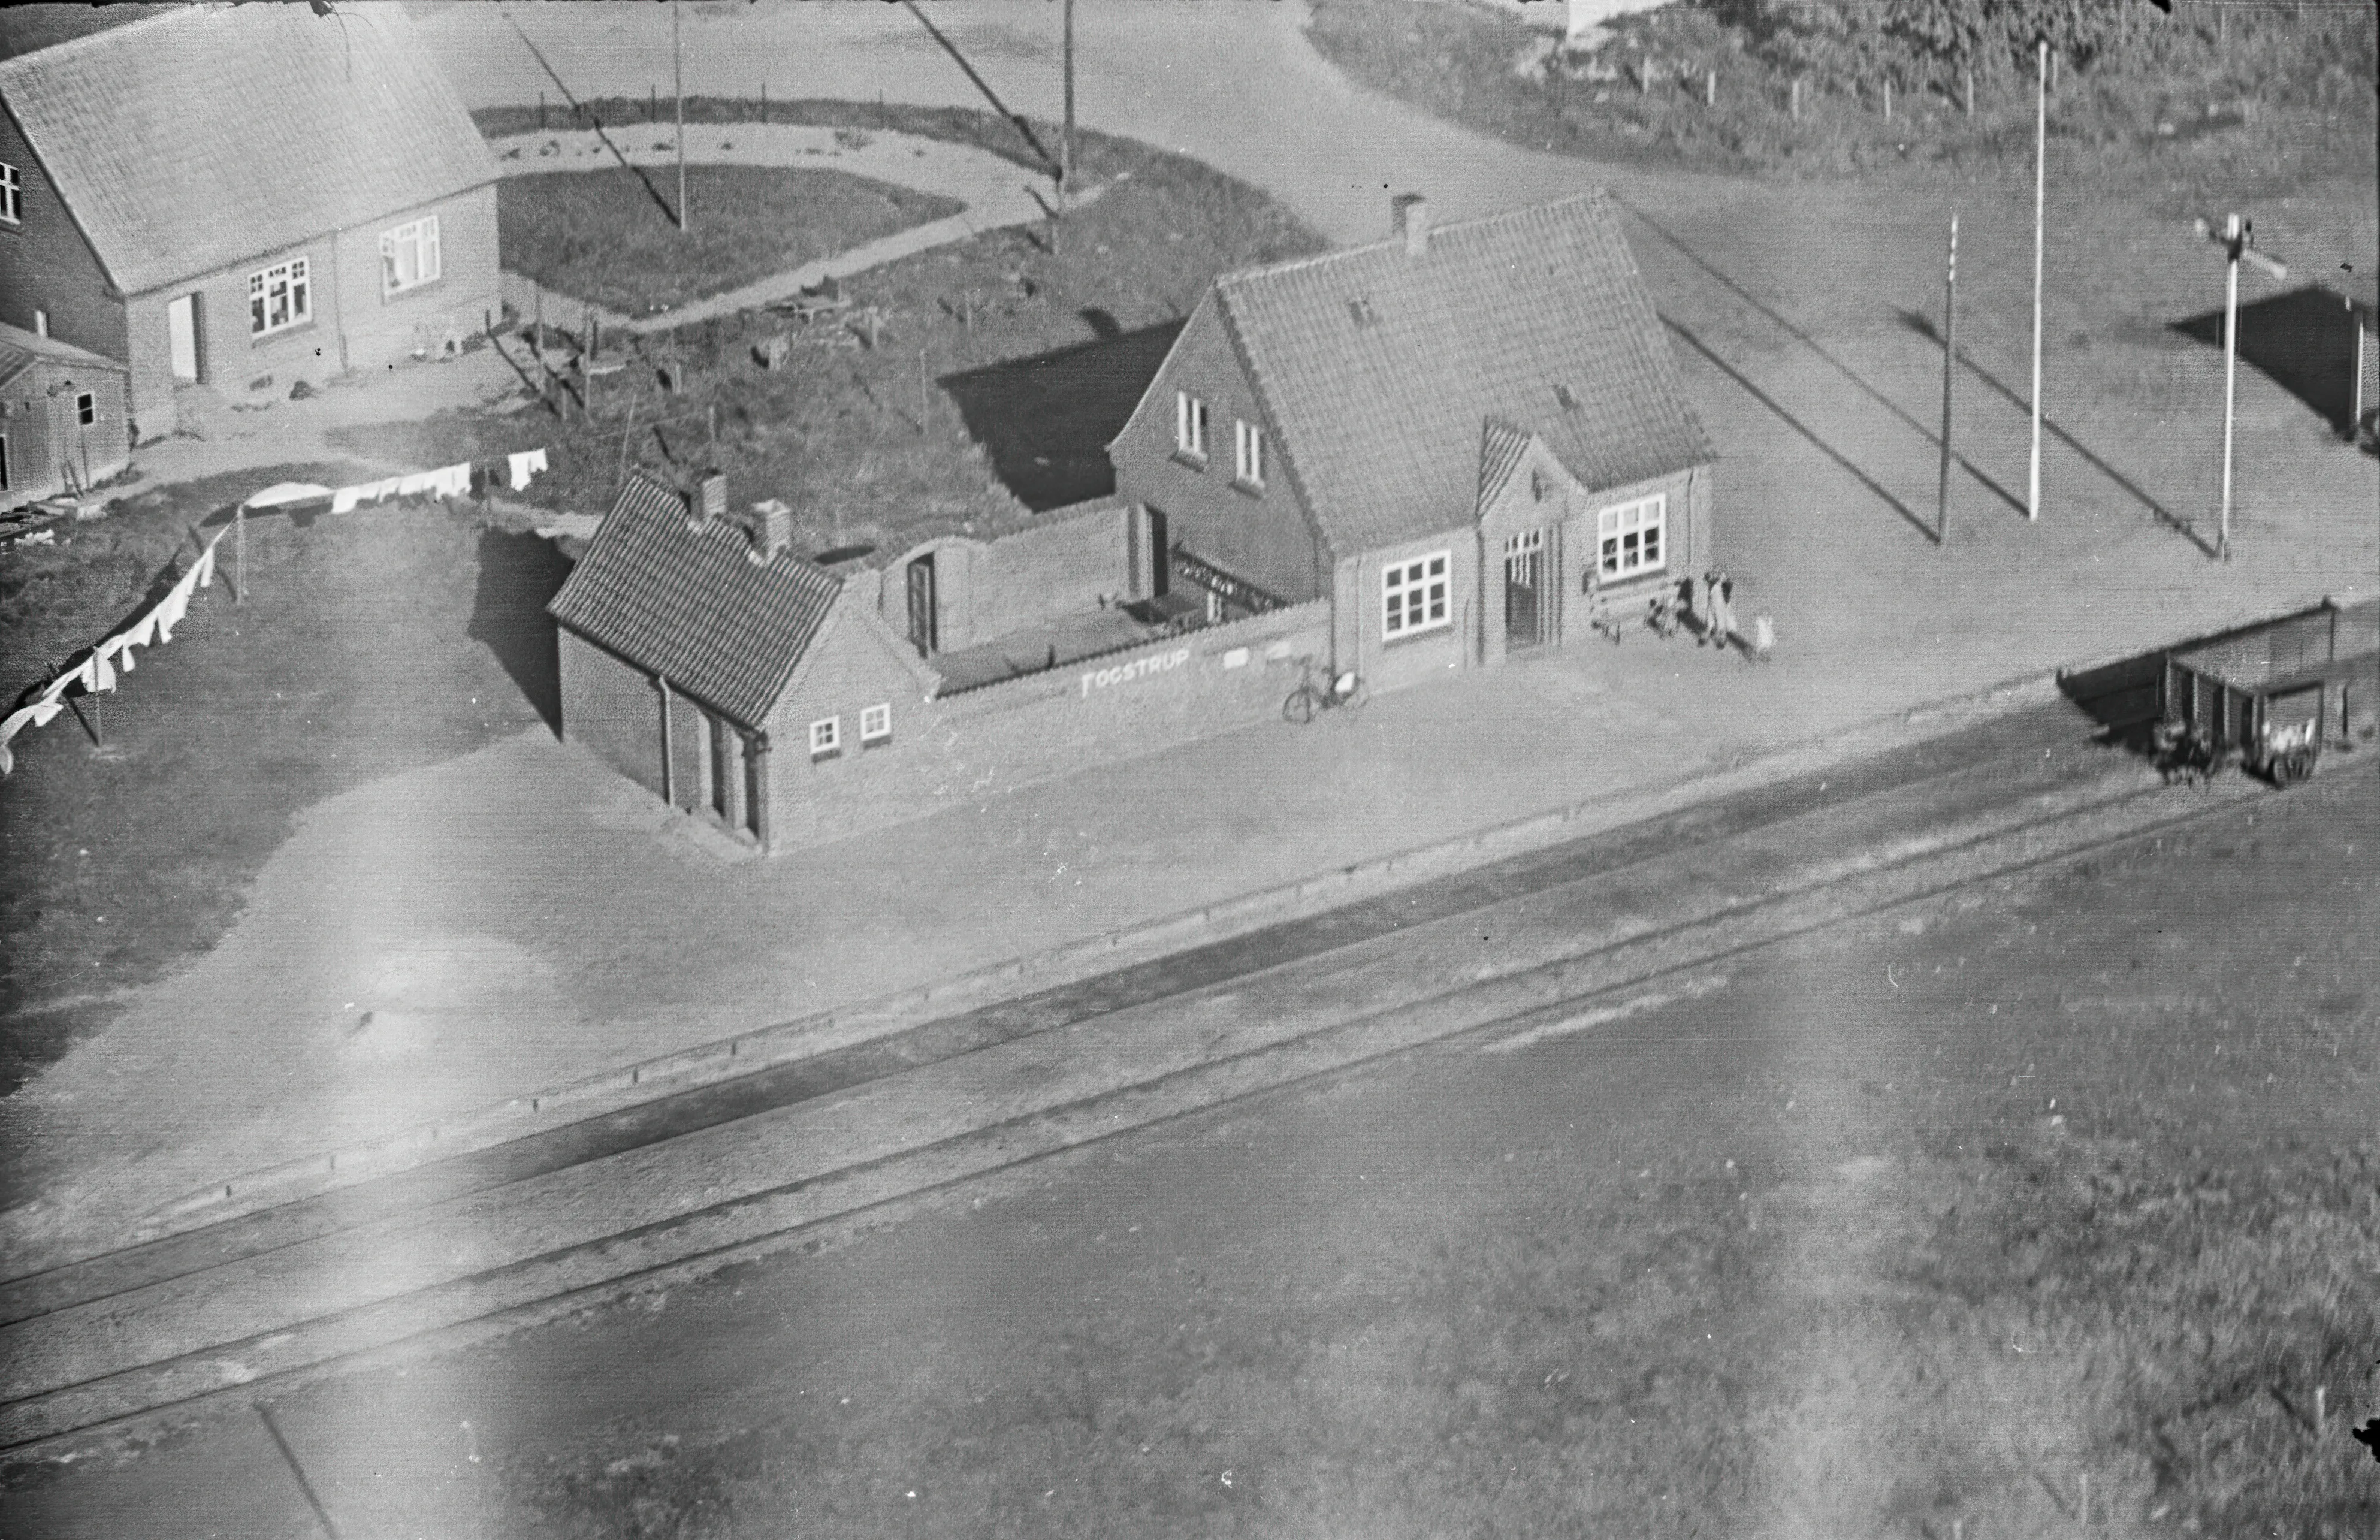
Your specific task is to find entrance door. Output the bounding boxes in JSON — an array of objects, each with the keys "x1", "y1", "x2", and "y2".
[
  {"x1": 167, "y1": 295, "x2": 201, "y2": 383},
  {"x1": 1147, "y1": 508, "x2": 1170, "y2": 598},
  {"x1": 1504, "y1": 528, "x2": 1548, "y2": 648},
  {"x1": 905, "y1": 554, "x2": 938, "y2": 657}
]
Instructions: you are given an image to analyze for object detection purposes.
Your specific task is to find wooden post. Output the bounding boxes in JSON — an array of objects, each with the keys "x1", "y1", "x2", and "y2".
[
  {"x1": 1884, "y1": 79, "x2": 1892, "y2": 120},
  {"x1": 1938, "y1": 211, "x2": 1958, "y2": 546},
  {"x1": 868, "y1": 306, "x2": 881, "y2": 351},
  {"x1": 1062, "y1": 0, "x2": 1076, "y2": 203},
  {"x1": 918, "y1": 346, "x2": 929, "y2": 436},
  {"x1": 1706, "y1": 68, "x2": 1716, "y2": 107},
  {"x1": 235, "y1": 502, "x2": 246, "y2": 605},
  {"x1": 651, "y1": 83, "x2": 658, "y2": 123},
  {"x1": 708, "y1": 401, "x2": 718, "y2": 447},
  {"x1": 2220, "y1": 213, "x2": 2240, "y2": 560},
  {"x1": 2028, "y1": 38, "x2": 2046, "y2": 523},
  {"x1": 534, "y1": 283, "x2": 548, "y2": 405},
  {"x1": 1963, "y1": 64, "x2": 1974, "y2": 116},
  {"x1": 673, "y1": 0, "x2": 687, "y2": 232},
  {"x1": 539, "y1": 90, "x2": 547, "y2": 132},
  {"x1": 760, "y1": 81, "x2": 768, "y2": 122},
  {"x1": 659, "y1": 677, "x2": 675, "y2": 808},
  {"x1": 620, "y1": 392, "x2": 638, "y2": 481},
  {"x1": 1790, "y1": 77, "x2": 1802, "y2": 119}
]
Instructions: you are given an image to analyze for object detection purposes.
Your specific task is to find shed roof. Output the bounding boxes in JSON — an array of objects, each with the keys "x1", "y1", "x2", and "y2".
[
  {"x1": 1212, "y1": 193, "x2": 1711, "y2": 554},
  {"x1": 548, "y1": 474, "x2": 848, "y2": 730},
  {"x1": 0, "y1": 321, "x2": 128, "y2": 391},
  {"x1": 0, "y1": 4, "x2": 497, "y2": 296}
]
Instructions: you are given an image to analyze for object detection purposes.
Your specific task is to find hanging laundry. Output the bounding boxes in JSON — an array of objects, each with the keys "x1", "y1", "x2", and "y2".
[
  {"x1": 507, "y1": 448, "x2": 550, "y2": 491},
  {"x1": 155, "y1": 576, "x2": 194, "y2": 644},
  {"x1": 192, "y1": 540, "x2": 217, "y2": 590},
  {"x1": 395, "y1": 471, "x2": 438, "y2": 499},
  {"x1": 121, "y1": 609, "x2": 159, "y2": 652},
  {"x1": 331, "y1": 485, "x2": 364, "y2": 515},
  {"x1": 28, "y1": 698, "x2": 64, "y2": 727},
  {"x1": 90, "y1": 653, "x2": 117, "y2": 694},
  {"x1": 433, "y1": 462, "x2": 473, "y2": 501}
]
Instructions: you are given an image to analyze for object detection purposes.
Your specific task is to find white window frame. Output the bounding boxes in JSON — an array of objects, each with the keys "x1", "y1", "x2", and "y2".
[
  {"x1": 75, "y1": 392, "x2": 95, "y2": 427},
  {"x1": 1174, "y1": 391, "x2": 1208, "y2": 460},
  {"x1": 380, "y1": 215, "x2": 442, "y2": 297},
  {"x1": 1381, "y1": 550, "x2": 1451, "y2": 640},
  {"x1": 860, "y1": 703, "x2": 892, "y2": 744},
  {"x1": 1233, "y1": 418, "x2": 1264, "y2": 487},
  {"x1": 809, "y1": 716, "x2": 841, "y2": 757},
  {"x1": 248, "y1": 256, "x2": 312, "y2": 338},
  {"x1": 0, "y1": 162, "x2": 20, "y2": 224},
  {"x1": 1596, "y1": 493, "x2": 1668, "y2": 580}
]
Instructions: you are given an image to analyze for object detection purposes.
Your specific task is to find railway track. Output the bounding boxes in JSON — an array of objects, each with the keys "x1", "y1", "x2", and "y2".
[{"x1": 0, "y1": 707, "x2": 2333, "y2": 1460}]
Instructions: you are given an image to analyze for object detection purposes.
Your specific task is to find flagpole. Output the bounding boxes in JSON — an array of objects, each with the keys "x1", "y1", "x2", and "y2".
[
  {"x1": 2028, "y1": 38, "x2": 2046, "y2": 523},
  {"x1": 2221, "y1": 214, "x2": 2240, "y2": 561}
]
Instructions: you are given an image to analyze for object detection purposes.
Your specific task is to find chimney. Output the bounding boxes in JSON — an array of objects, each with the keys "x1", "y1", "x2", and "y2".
[
  {"x1": 748, "y1": 498, "x2": 794, "y2": 564},
  {"x1": 686, "y1": 470, "x2": 727, "y2": 530},
  {"x1": 1393, "y1": 192, "x2": 1430, "y2": 258}
]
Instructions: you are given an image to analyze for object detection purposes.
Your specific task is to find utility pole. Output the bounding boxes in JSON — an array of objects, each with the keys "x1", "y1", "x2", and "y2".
[
  {"x1": 2028, "y1": 38, "x2": 2046, "y2": 523},
  {"x1": 1938, "y1": 210, "x2": 1958, "y2": 547},
  {"x1": 1062, "y1": 0, "x2": 1076, "y2": 207},
  {"x1": 2197, "y1": 213, "x2": 2288, "y2": 561},
  {"x1": 673, "y1": 0, "x2": 688, "y2": 232}
]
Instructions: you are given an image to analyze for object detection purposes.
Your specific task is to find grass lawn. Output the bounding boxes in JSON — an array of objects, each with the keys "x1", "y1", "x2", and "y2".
[
  {"x1": 1307, "y1": 0, "x2": 2376, "y2": 183},
  {"x1": 0, "y1": 473, "x2": 568, "y2": 1118},
  {"x1": 342, "y1": 105, "x2": 1324, "y2": 564},
  {"x1": 498, "y1": 165, "x2": 965, "y2": 317}
]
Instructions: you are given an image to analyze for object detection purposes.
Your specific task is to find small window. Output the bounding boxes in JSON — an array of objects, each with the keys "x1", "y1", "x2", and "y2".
[
  {"x1": 248, "y1": 256, "x2": 312, "y2": 337},
  {"x1": 1597, "y1": 494, "x2": 1667, "y2": 579},
  {"x1": 76, "y1": 392, "x2": 95, "y2": 427},
  {"x1": 1174, "y1": 391, "x2": 1208, "y2": 460},
  {"x1": 809, "y1": 716, "x2": 841, "y2": 757},
  {"x1": 380, "y1": 215, "x2": 442, "y2": 297},
  {"x1": 0, "y1": 162, "x2": 20, "y2": 224},
  {"x1": 1233, "y1": 419, "x2": 1264, "y2": 488},
  {"x1": 1382, "y1": 551, "x2": 1450, "y2": 639},
  {"x1": 860, "y1": 703, "x2": 892, "y2": 744}
]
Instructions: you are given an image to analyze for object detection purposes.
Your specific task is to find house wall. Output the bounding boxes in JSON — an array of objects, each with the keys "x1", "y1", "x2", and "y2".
[
  {"x1": 557, "y1": 627, "x2": 666, "y2": 797},
  {"x1": 1109, "y1": 297, "x2": 1323, "y2": 605},
  {"x1": 0, "y1": 110, "x2": 128, "y2": 369},
  {"x1": 875, "y1": 504, "x2": 1132, "y2": 656},
  {"x1": 757, "y1": 599, "x2": 1332, "y2": 852},
  {"x1": 119, "y1": 182, "x2": 500, "y2": 440},
  {"x1": 0, "y1": 359, "x2": 131, "y2": 511},
  {"x1": 1348, "y1": 530, "x2": 1481, "y2": 695}
]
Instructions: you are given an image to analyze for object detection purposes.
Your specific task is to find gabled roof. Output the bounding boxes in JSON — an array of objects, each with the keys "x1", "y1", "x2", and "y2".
[
  {"x1": 0, "y1": 4, "x2": 497, "y2": 296},
  {"x1": 1212, "y1": 193, "x2": 1712, "y2": 555},
  {"x1": 548, "y1": 474, "x2": 848, "y2": 731},
  {"x1": 0, "y1": 321, "x2": 127, "y2": 392}
]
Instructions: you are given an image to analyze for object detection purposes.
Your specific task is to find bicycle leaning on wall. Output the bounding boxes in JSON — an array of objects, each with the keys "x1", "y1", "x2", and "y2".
[{"x1": 1282, "y1": 655, "x2": 1366, "y2": 724}]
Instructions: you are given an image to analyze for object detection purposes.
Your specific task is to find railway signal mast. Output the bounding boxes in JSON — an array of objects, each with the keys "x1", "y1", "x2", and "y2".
[{"x1": 2195, "y1": 213, "x2": 2288, "y2": 561}]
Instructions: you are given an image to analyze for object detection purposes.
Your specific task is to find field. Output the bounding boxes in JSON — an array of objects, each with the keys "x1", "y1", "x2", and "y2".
[
  {"x1": 1307, "y1": 0, "x2": 2377, "y2": 183},
  {"x1": 497, "y1": 164, "x2": 964, "y2": 317},
  {"x1": 345, "y1": 103, "x2": 1323, "y2": 561}
]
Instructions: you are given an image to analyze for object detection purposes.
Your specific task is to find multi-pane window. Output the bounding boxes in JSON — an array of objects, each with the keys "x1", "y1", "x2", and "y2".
[
  {"x1": 809, "y1": 716, "x2": 841, "y2": 757},
  {"x1": 248, "y1": 257, "x2": 311, "y2": 337},
  {"x1": 76, "y1": 392, "x2": 94, "y2": 426},
  {"x1": 1382, "y1": 551, "x2": 1450, "y2": 639},
  {"x1": 1233, "y1": 419, "x2": 1264, "y2": 487},
  {"x1": 1174, "y1": 391, "x2": 1208, "y2": 460},
  {"x1": 0, "y1": 162, "x2": 20, "y2": 224},
  {"x1": 1597, "y1": 494, "x2": 1666, "y2": 579},
  {"x1": 380, "y1": 216, "x2": 442, "y2": 296},
  {"x1": 860, "y1": 703, "x2": 892, "y2": 744}
]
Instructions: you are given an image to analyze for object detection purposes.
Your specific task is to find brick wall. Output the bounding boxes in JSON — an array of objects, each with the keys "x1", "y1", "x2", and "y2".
[
  {"x1": 0, "y1": 113, "x2": 127, "y2": 370},
  {"x1": 324, "y1": 184, "x2": 502, "y2": 375},
  {"x1": 872, "y1": 504, "x2": 1132, "y2": 656},
  {"x1": 558, "y1": 627, "x2": 664, "y2": 796}
]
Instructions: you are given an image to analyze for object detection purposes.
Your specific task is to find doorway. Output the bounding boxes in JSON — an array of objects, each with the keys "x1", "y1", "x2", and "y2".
[
  {"x1": 167, "y1": 294, "x2": 201, "y2": 383},
  {"x1": 905, "y1": 554, "x2": 938, "y2": 657},
  {"x1": 1147, "y1": 507, "x2": 1170, "y2": 598},
  {"x1": 1504, "y1": 527, "x2": 1550, "y2": 648}
]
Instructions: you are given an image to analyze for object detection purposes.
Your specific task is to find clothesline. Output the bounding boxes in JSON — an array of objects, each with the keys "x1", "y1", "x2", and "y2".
[
  {"x1": 321, "y1": 449, "x2": 547, "y2": 515},
  {"x1": 1, "y1": 527, "x2": 227, "y2": 776}
]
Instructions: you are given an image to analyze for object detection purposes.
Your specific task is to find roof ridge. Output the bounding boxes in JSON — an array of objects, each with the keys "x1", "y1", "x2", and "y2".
[{"x1": 1215, "y1": 192, "x2": 1611, "y2": 291}]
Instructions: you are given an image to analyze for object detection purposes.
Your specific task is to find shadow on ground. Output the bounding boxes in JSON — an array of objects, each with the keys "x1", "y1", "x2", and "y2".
[
  {"x1": 940, "y1": 321, "x2": 1181, "y2": 511},
  {"x1": 469, "y1": 528, "x2": 575, "y2": 734},
  {"x1": 2171, "y1": 285, "x2": 2364, "y2": 435}
]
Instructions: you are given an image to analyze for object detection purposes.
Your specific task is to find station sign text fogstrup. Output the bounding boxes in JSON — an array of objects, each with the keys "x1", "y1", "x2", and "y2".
[{"x1": 1080, "y1": 647, "x2": 1194, "y2": 697}]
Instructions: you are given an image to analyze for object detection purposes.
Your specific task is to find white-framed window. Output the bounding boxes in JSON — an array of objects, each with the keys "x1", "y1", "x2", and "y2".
[
  {"x1": 248, "y1": 257, "x2": 311, "y2": 337},
  {"x1": 380, "y1": 215, "x2": 442, "y2": 296},
  {"x1": 1233, "y1": 418, "x2": 1264, "y2": 487},
  {"x1": 1174, "y1": 391, "x2": 1208, "y2": 460},
  {"x1": 809, "y1": 715, "x2": 841, "y2": 757},
  {"x1": 1382, "y1": 550, "x2": 1450, "y2": 639},
  {"x1": 1597, "y1": 494, "x2": 1666, "y2": 579},
  {"x1": 860, "y1": 703, "x2": 892, "y2": 744},
  {"x1": 75, "y1": 392, "x2": 94, "y2": 426},
  {"x1": 0, "y1": 162, "x2": 19, "y2": 224}
]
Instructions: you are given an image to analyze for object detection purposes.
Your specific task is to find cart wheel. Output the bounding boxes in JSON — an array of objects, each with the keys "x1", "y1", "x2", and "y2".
[{"x1": 1283, "y1": 687, "x2": 1318, "y2": 725}]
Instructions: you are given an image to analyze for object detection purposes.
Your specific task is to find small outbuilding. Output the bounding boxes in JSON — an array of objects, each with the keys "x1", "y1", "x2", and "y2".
[{"x1": 0, "y1": 320, "x2": 129, "y2": 512}]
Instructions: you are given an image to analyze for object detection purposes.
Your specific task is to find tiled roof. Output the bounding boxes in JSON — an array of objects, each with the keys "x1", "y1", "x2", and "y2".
[
  {"x1": 0, "y1": 5, "x2": 496, "y2": 296},
  {"x1": 0, "y1": 321, "x2": 126, "y2": 391},
  {"x1": 548, "y1": 474, "x2": 848, "y2": 730},
  {"x1": 1215, "y1": 194, "x2": 1712, "y2": 555}
]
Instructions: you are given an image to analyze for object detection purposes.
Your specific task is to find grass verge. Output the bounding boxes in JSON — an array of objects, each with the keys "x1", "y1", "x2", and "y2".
[{"x1": 497, "y1": 165, "x2": 965, "y2": 318}]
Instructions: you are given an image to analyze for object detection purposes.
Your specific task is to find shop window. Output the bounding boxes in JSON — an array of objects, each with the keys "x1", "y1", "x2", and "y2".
[
  {"x1": 1597, "y1": 494, "x2": 1666, "y2": 579},
  {"x1": 1382, "y1": 551, "x2": 1449, "y2": 639},
  {"x1": 809, "y1": 716, "x2": 841, "y2": 759},
  {"x1": 860, "y1": 703, "x2": 892, "y2": 745}
]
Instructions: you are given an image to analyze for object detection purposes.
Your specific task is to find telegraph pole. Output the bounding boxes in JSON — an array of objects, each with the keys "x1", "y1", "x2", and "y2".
[
  {"x1": 1937, "y1": 210, "x2": 1958, "y2": 547},
  {"x1": 673, "y1": 0, "x2": 688, "y2": 232},
  {"x1": 2197, "y1": 213, "x2": 2288, "y2": 560},
  {"x1": 2027, "y1": 38, "x2": 2046, "y2": 523}
]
